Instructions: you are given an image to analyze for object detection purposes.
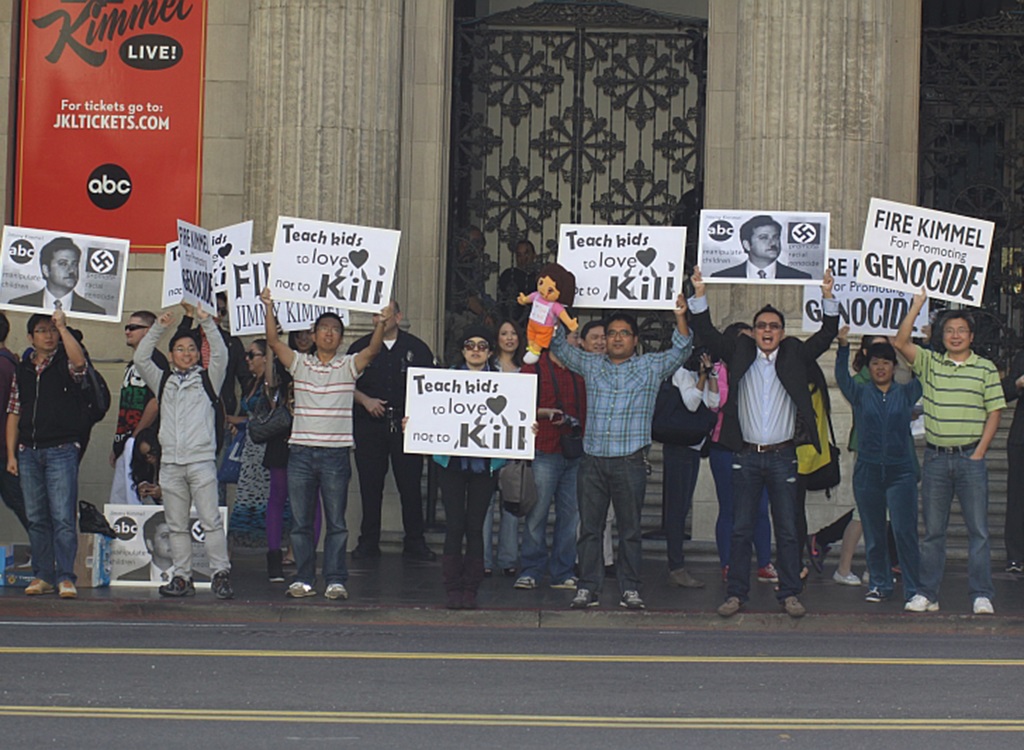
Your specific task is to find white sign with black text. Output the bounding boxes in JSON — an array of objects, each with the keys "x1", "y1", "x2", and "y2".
[
  {"x1": 177, "y1": 219, "x2": 215, "y2": 310},
  {"x1": 802, "y1": 250, "x2": 928, "y2": 336},
  {"x1": 403, "y1": 368, "x2": 536, "y2": 460},
  {"x1": 556, "y1": 224, "x2": 685, "y2": 310},
  {"x1": 857, "y1": 197, "x2": 993, "y2": 307},
  {"x1": 211, "y1": 221, "x2": 252, "y2": 293},
  {"x1": 698, "y1": 210, "x2": 829, "y2": 284},
  {"x1": 268, "y1": 217, "x2": 399, "y2": 313}
]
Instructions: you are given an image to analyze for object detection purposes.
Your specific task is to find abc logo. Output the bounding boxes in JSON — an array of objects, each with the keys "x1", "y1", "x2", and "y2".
[
  {"x1": 190, "y1": 519, "x2": 207, "y2": 543},
  {"x1": 87, "y1": 163, "x2": 132, "y2": 210},
  {"x1": 112, "y1": 516, "x2": 139, "y2": 541},
  {"x1": 788, "y1": 222, "x2": 819, "y2": 245},
  {"x1": 707, "y1": 220, "x2": 734, "y2": 242},
  {"x1": 8, "y1": 239, "x2": 35, "y2": 265}
]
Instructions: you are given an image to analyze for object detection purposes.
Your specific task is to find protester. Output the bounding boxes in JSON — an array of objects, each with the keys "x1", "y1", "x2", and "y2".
[
  {"x1": 0, "y1": 313, "x2": 28, "y2": 534},
  {"x1": 227, "y1": 339, "x2": 272, "y2": 547},
  {"x1": 130, "y1": 427, "x2": 162, "y2": 503}
]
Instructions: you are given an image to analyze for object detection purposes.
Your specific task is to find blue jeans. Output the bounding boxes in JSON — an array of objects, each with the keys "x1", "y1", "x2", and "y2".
[
  {"x1": 519, "y1": 451, "x2": 580, "y2": 582},
  {"x1": 853, "y1": 460, "x2": 920, "y2": 600},
  {"x1": 709, "y1": 446, "x2": 771, "y2": 569},
  {"x1": 663, "y1": 443, "x2": 701, "y2": 571},
  {"x1": 919, "y1": 448, "x2": 993, "y2": 602},
  {"x1": 577, "y1": 451, "x2": 647, "y2": 594},
  {"x1": 728, "y1": 446, "x2": 800, "y2": 602},
  {"x1": 287, "y1": 445, "x2": 352, "y2": 586},
  {"x1": 482, "y1": 495, "x2": 520, "y2": 570},
  {"x1": 19, "y1": 443, "x2": 79, "y2": 585}
]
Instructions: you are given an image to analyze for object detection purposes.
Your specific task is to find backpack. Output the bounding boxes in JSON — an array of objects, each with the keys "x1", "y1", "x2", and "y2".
[
  {"x1": 80, "y1": 360, "x2": 112, "y2": 424},
  {"x1": 158, "y1": 367, "x2": 225, "y2": 452}
]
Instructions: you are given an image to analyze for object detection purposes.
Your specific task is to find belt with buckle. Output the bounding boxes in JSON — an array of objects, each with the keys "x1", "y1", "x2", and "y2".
[
  {"x1": 743, "y1": 440, "x2": 794, "y2": 453},
  {"x1": 926, "y1": 441, "x2": 979, "y2": 454}
]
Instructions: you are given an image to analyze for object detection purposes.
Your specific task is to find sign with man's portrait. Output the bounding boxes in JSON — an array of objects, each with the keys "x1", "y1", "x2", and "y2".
[
  {"x1": 403, "y1": 368, "x2": 536, "y2": 460},
  {"x1": 698, "y1": 210, "x2": 830, "y2": 284},
  {"x1": 0, "y1": 226, "x2": 129, "y2": 321}
]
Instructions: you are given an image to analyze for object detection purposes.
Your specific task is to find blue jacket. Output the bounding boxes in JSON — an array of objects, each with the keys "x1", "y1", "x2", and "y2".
[{"x1": 835, "y1": 345, "x2": 921, "y2": 466}]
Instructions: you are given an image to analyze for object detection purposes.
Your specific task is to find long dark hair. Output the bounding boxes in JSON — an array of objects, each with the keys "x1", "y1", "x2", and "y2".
[
  {"x1": 130, "y1": 427, "x2": 160, "y2": 497},
  {"x1": 495, "y1": 318, "x2": 525, "y2": 369}
]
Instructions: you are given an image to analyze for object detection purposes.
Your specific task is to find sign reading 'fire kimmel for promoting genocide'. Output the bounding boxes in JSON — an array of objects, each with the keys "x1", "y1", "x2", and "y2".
[
  {"x1": 0, "y1": 225, "x2": 129, "y2": 322},
  {"x1": 698, "y1": 210, "x2": 830, "y2": 283},
  {"x1": 857, "y1": 198, "x2": 994, "y2": 307},
  {"x1": 802, "y1": 250, "x2": 928, "y2": 336},
  {"x1": 403, "y1": 368, "x2": 537, "y2": 460},
  {"x1": 177, "y1": 219, "x2": 215, "y2": 310},
  {"x1": 15, "y1": 0, "x2": 207, "y2": 252},
  {"x1": 268, "y1": 217, "x2": 400, "y2": 314},
  {"x1": 227, "y1": 255, "x2": 350, "y2": 337},
  {"x1": 162, "y1": 221, "x2": 253, "y2": 307},
  {"x1": 556, "y1": 224, "x2": 686, "y2": 310}
]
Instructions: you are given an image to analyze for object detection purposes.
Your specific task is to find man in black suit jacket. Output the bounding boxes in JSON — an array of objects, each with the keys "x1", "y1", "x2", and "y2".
[
  {"x1": 710, "y1": 214, "x2": 812, "y2": 280},
  {"x1": 688, "y1": 267, "x2": 838, "y2": 618},
  {"x1": 9, "y1": 236, "x2": 107, "y2": 315}
]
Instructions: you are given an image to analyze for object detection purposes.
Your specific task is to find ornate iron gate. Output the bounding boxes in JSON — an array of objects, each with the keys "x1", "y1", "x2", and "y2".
[
  {"x1": 444, "y1": 1, "x2": 706, "y2": 364},
  {"x1": 919, "y1": 10, "x2": 1024, "y2": 366}
]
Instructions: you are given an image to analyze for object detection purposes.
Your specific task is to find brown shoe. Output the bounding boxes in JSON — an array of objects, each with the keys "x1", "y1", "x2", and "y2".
[
  {"x1": 717, "y1": 596, "x2": 742, "y2": 617},
  {"x1": 782, "y1": 596, "x2": 806, "y2": 618},
  {"x1": 58, "y1": 580, "x2": 77, "y2": 599},
  {"x1": 25, "y1": 578, "x2": 55, "y2": 595},
  {"x1": 668, "y1": 568, "x2": 706, "y2": 589}
]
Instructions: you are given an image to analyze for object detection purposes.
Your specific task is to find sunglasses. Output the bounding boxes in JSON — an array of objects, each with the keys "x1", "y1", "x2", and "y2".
[
  {"x1": 754, "y1": 321, "x2": 783, "y2": 331},
  {"x1": 463, "y1": 340, "x2": 490, "y2": 352},
  {"x1": 245, "y1": 351, "x2": 264, "y2": 360},
  {"x1": 125, "y1": 324, "x2": 149, "y2": 332}
]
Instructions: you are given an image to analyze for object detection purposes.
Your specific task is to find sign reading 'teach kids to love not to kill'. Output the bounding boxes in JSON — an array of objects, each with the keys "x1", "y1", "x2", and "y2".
[
  {"x1": 268, "y1": 217, "x2": 399, "y2": 314},
  {"x1": 556, "y1": 224, "x2": 686, "y2": 310},
  {"x1": 403, "y1": 368, "x2": 537, "y2": 460}
]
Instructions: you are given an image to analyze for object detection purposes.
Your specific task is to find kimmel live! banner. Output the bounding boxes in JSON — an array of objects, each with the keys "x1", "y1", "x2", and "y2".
[{"x1": 15, "y1": 0, "x2": 207, "y2": 252}]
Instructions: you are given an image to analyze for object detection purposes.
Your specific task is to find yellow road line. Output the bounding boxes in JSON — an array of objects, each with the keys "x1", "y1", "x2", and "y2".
[
  {"x1": 1, "y1": 646, "x2": 1022, "y2": 667},
  {"x1": 0, "y1": 706, "x2": 1022, "y2": 731}
]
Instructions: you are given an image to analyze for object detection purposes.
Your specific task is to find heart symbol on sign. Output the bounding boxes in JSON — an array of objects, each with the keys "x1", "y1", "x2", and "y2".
[
  {"x1": 217, "y1": 243, "x2": 233, "y2": 259},
  {"x1": 486, "y1": 396, "x2": 507, "y2": 415},
  {"x1": 349, "y1": 249, "x2": 369, "y2": 268},
  {"x1": 636, "y1": 247, "x2": 657, "y2": 267}
]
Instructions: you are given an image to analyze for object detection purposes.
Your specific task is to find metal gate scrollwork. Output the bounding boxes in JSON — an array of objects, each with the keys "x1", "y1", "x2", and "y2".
[{"x1": 445, "y1": 1, "x2": 707, "y2": 364}]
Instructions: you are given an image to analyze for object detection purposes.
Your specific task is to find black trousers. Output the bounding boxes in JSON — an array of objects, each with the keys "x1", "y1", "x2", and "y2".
[
  {"x1": 438, "y1": 462, "x2": 496, "y2": 558},
  {"x1": 353, "y1": 418, "x2": 427, "y2": 547}
]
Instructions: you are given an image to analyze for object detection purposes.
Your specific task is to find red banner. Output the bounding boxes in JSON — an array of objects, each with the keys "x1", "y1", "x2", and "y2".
[{"x1": 14, "y1": 0, "x2": 207, "y2": 253}]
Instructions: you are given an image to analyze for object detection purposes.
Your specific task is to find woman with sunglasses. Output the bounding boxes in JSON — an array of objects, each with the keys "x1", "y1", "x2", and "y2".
[{"x1": 227, "y1": 340, "x2": 272, "y2": 548}]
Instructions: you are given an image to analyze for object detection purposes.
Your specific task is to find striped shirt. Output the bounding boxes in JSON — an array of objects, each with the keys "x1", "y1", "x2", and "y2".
[
  {"x1": 911, "y1": 345, "x2": 1004, "y2": 446},
  {"x1": 287, "y1": 351, "x2": 361, "y2": 447}
]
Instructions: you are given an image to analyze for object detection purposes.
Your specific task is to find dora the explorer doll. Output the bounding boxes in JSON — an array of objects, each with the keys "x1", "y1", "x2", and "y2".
[{"x1": 517, "y1": 262, "x2": 579, "y2": 364}]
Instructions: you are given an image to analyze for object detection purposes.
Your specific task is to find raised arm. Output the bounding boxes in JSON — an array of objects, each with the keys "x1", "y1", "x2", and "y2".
[
  {"x1": 134, "y1": 312, "x2": 171, "y2": 393},
  {"x1": 894, "y1": 290, "x2": 926, "y2": 365},
  {"x1": 261, "y1": 287, "x2": 294, "y2": 370},
  {"x1": 686, "y1": 268, "x2": 734, "y2": 364},
  {"x1": 199, "y1": 305, "x2": 228, "y2": 392},
  {"x1": 833, "y1": 327, "x2": 857, "y2": 405},
  {"x1": 353, "y1": 302, "x2": 394, "y2": 374},
  {"x1": 53, "y1": 310, "x2": 85, "y2": 372},
  {"x1": 804, "y1": 269, "x2": 839, "y2": 360}
]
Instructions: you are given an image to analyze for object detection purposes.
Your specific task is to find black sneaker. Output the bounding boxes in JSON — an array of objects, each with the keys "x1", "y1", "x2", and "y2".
[
  {"x1": 570, "y1": 588, "x2": 599, "y2": 609},
  {"x1": 619, "y1": 590, "x2": 646, "y2": 610},
  {"x1": 864, "y1": 587, "x2": 889, "y2": 603},
  {"x1": 158, "y1": 575, "x2": 195, "y2": 598},
  {"x1": 402, "y1": 544, "x2": 437, "y2": 562},
  {"x1": 212, "y1": 571, "x2": 234, "y2": 600},
  {"x1": 1006, "y1": 561, "x2": 1023, "y2": 574},
  {"x1": 351, "y1": 544, "x2": 381, "y2": 560}
]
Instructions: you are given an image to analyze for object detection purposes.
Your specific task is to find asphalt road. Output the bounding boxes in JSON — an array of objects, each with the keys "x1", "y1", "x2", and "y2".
[{"x1": 2, "y1": 620, "x2": 1023, "y2": 749}]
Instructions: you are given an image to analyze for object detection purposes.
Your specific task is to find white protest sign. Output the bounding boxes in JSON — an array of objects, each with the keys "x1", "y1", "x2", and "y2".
[
  {"x1": 857, "y1": 197, "x2": 992, "y2": 307},
  {"x1": 802, "y1": 250, "x2": 928, "y2": 336},
  {"x1": 403, "y1": 367, "x2": 536, "y2": 460},
  {"x1": 0, "y1": 226, "x2": 129, "y2": 322},
  {"x1": 228, "y1": 254, "x2": 349, "y2": 336},
  {"x1": 556, "y1": 224, "x2": 685, "y2": 310},
  {"x1": 698, "y1": 210, "x2": 829, "y2": 283},
  {"x1": 211, "y1": 220, "x2": 252, "y2": 293},
  {"x1": 176, "y1": 219, "x2": 214, "y2": 310},
  {"x1": 162, "y1": 241, "x2": 183, "y2": 308},
  {"x1": 268, "y1": 216, "x2": 399, "y2": 313}
]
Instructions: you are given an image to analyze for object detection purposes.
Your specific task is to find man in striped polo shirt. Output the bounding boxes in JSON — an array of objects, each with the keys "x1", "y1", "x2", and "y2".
[
  {"x1": 261, "y1": 287, "x2": 392, "y2": 601},
  {"x1": 894, "y1": 291, "x2": 1005, "y2": 615}
]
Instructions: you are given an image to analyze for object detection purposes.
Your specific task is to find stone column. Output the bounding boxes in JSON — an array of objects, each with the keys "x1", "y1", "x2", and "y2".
[{"x1": 245, "y1": 0, "x2": 404, "y2": 249}]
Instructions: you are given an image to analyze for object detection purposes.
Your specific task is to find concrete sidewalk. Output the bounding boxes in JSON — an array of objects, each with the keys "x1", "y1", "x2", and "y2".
[{"x1": 2, "y1": 545, "x2": 1023, "y2": 635}]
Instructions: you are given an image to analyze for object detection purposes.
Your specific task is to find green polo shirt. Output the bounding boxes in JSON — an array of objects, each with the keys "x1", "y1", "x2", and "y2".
[{"x1": 912, "y1": 345, "x2": 1005, "y2": 446}]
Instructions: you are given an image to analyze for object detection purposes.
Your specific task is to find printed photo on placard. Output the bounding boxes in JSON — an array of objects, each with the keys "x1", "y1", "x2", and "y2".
[
  {"x1": 802, "y1": 250, "x2": 928, "y2": 336},
  {"x1": 698, "y1": 210, "x2": 829, "y2": 284},
  {"x1": 228, "y1": 254, "x2": 349, "y2": 337},
  {"x1": 556, "y1": 224, "x2": 686, "y2": 310},
  {"x1": 0, "y1": 225, "x2": 129, "y2": 321},
  {"x1": 403, "y1": 367, "x2": 536, "y2": 460},
  {"x1": 268, "y1": 216, "x2": 399, "y2": 313},
  {"x1": 857, "y1": 197, "x2": 993, "y2": 307}
]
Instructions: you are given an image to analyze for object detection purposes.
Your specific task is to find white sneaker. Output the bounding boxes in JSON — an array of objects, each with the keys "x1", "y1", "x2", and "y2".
[
  {"x1": 833, "y1": 570, "x2": 861, "y2": 586},
  {"x1": 904, "y1": 594, "x2": 939, "y2": 612},
  {"x1": 973, "y1": 596, "x2": 994, "y2": 615},
  {"x1": 513, "y1": 575, "x2": 537, "y2": 590},
  {"x1": 286, "y1": 582, "x2": 316, "y2": 598},
  {"x1": 325, "y1": 583, "x2": 349, "y2": 600}
]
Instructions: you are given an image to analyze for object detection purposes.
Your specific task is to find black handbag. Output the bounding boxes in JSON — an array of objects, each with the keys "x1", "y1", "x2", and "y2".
[
  {"x1": 651, "y1": 379, "x2": 718, "y2": 446},
  {"x1": 249, "y1": 388, "x2": 293, "y2": 444},
  {"x1": 544, "y1": 357, "x2": 585, "y2": 459}
]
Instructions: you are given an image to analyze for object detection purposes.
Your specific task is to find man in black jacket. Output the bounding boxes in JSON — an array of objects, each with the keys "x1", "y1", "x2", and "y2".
[{"x1": 688, "y1": 267, "x2": 838, "y2": 617}]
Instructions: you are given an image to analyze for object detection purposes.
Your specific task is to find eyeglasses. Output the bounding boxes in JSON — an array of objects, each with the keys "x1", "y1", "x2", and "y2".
[
  {"x1": 125, "y1": 324, "x2": 149, "y2": 332},
  {"x1": 33, "y1": 327, "x2": 58, "y2": 336},
  {"x1": 245, "y1": 351, "x2": 264, "y2": 360},
  {"x1": 754, "y1": 321, "x2": 783, "y2": 331},
  {"x1": 463, "y1": 340, "x2": 490, "y2": 351},
  {"x1": 943, "y1": 327, "x2": 970, "y2": 336},
  {"x1": 605, "y1": 329, "x2": 634, "y2": 339}
]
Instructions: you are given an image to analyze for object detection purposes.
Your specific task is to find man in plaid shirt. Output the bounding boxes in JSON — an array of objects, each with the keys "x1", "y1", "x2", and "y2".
[{"x1": 550, "y1": 294, "x2": 692, "y2": 610}]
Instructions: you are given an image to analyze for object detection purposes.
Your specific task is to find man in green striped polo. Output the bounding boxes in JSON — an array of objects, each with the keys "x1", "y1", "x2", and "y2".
[{"x1": 894, "y1": 290, "x2": 1004, "y2": 615}]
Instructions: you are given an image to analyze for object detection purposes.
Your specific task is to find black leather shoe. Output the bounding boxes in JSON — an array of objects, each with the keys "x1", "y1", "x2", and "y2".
[
  {"x1": 402, "y1": 545, "x2": 437, "y2": 562},
  {"x1": 351, "y1": 545, "x2": 381, "y2": 560}
]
